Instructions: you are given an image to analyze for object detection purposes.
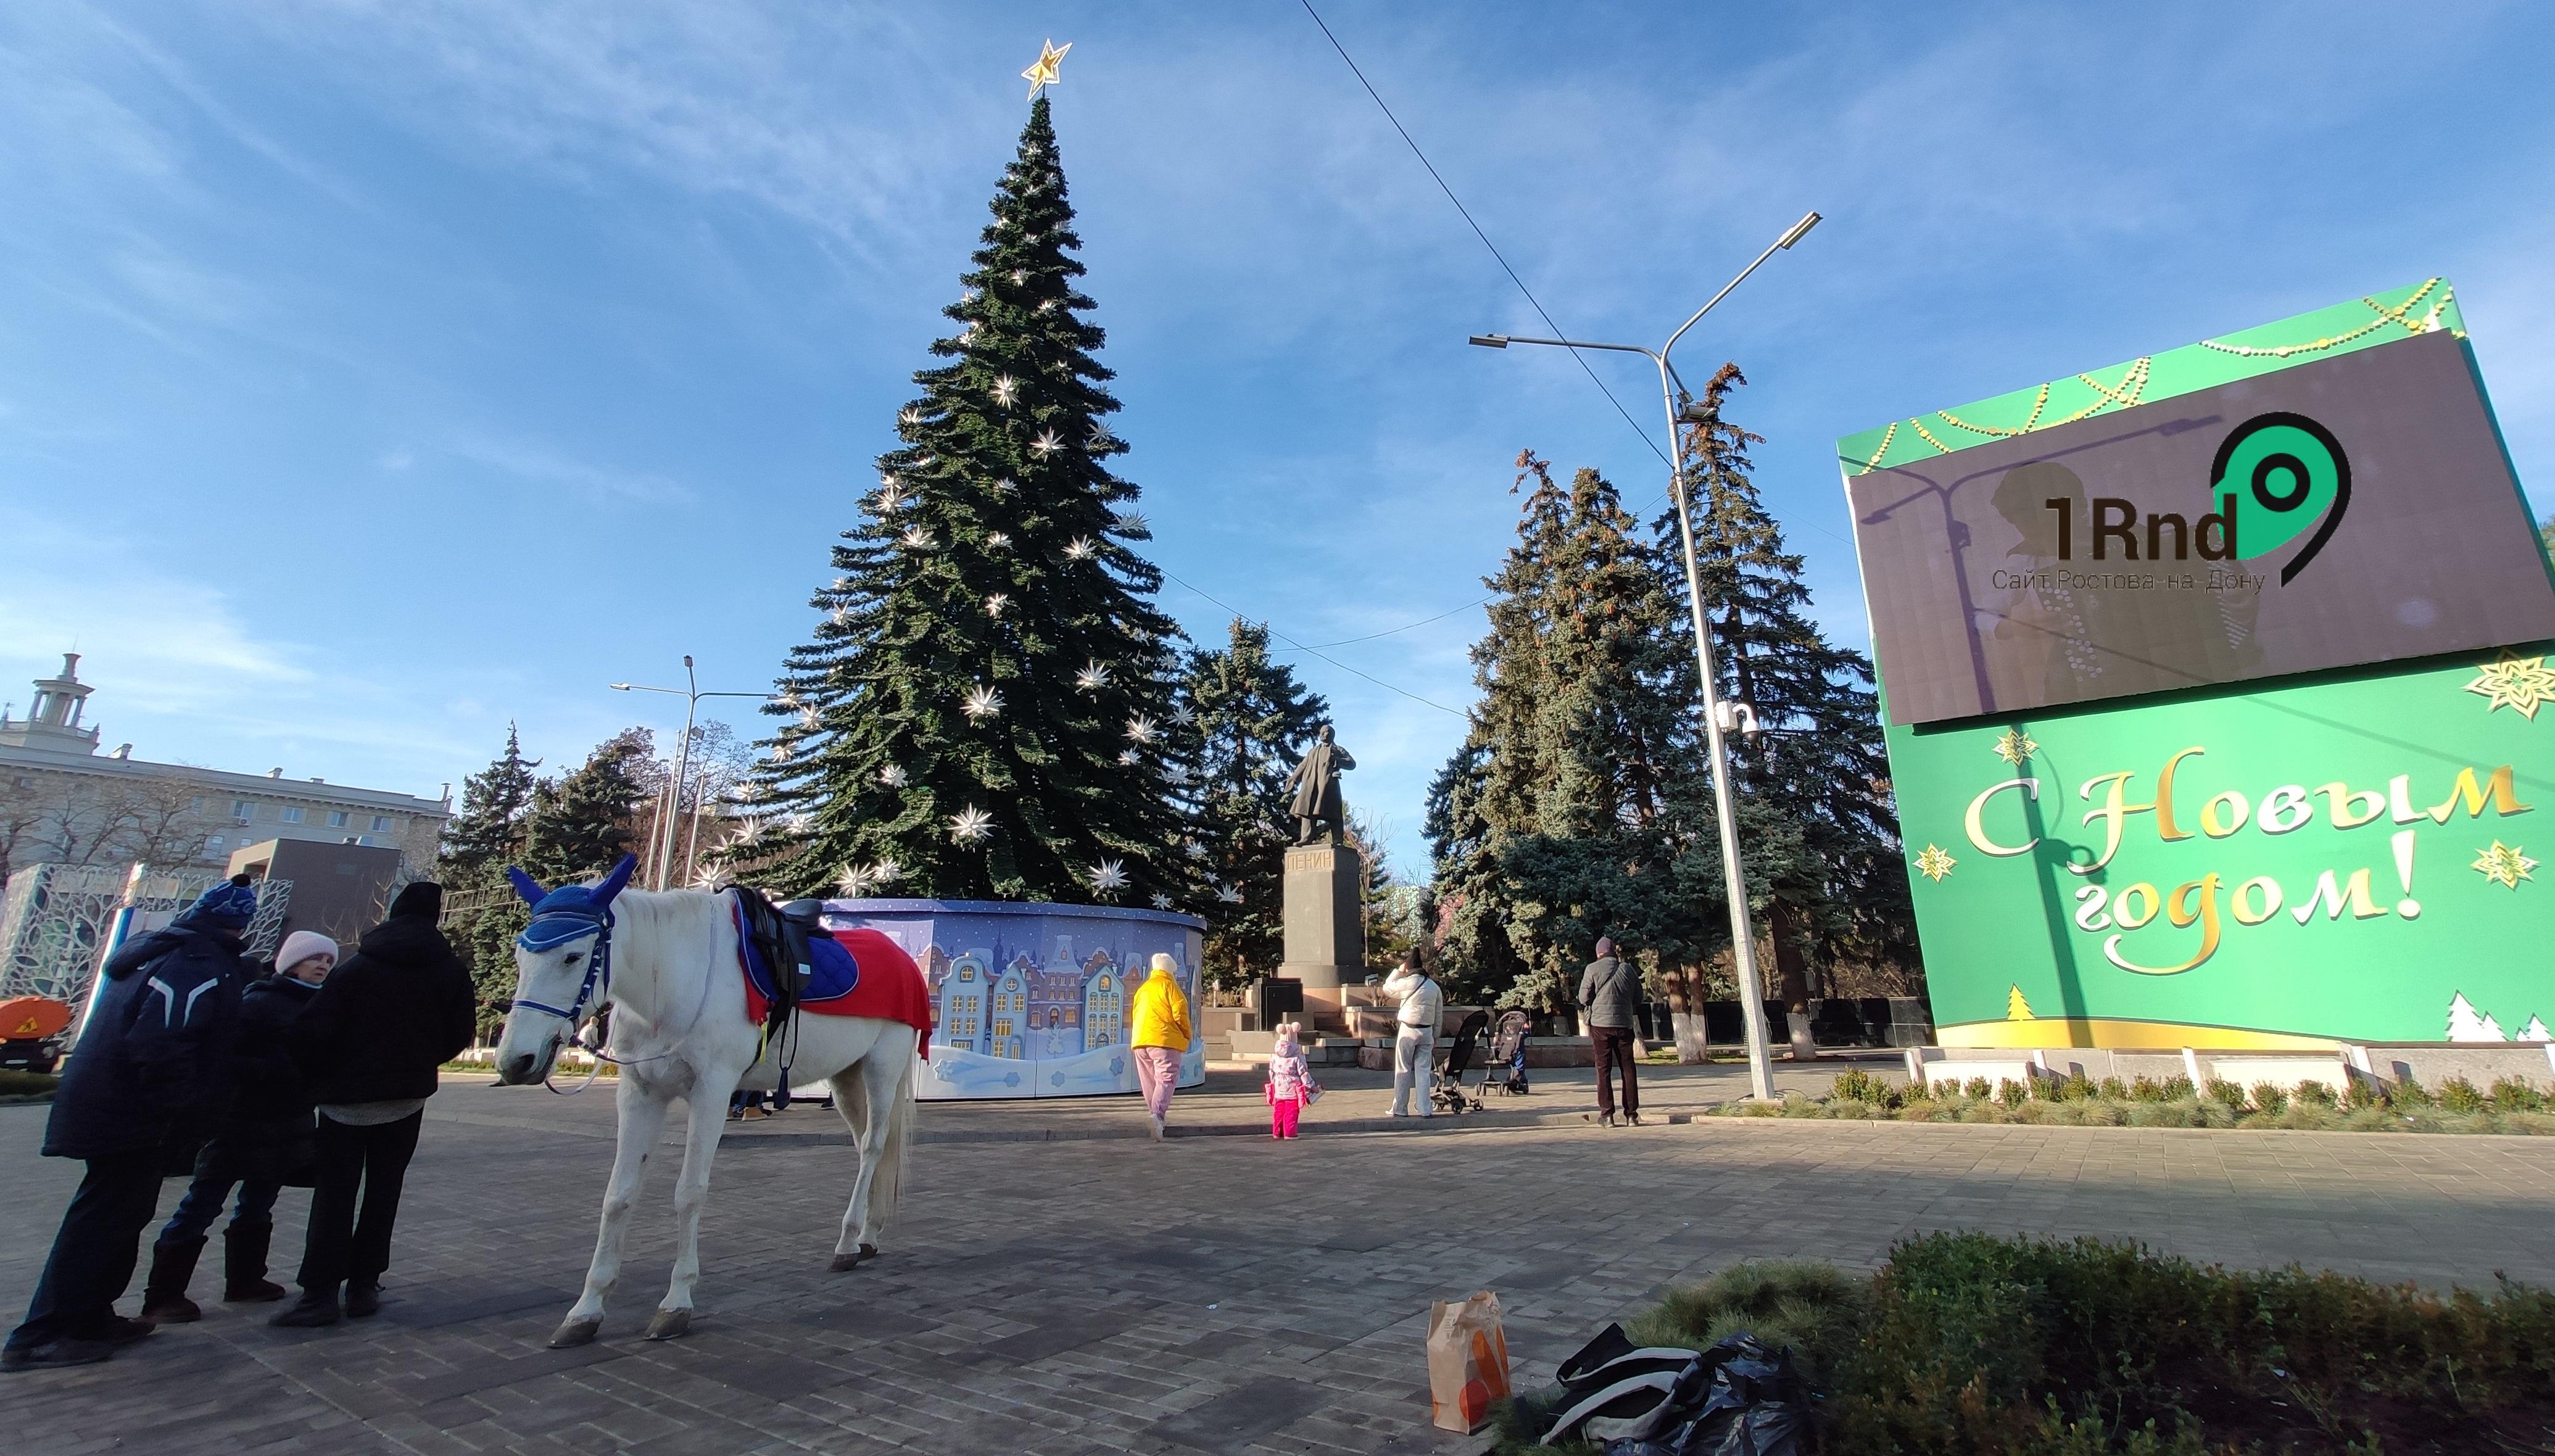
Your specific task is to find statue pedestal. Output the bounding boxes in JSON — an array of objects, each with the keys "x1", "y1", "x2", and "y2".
[{"x1": 1278, "y1": 841, "x2": 1366, "y2": 1033}]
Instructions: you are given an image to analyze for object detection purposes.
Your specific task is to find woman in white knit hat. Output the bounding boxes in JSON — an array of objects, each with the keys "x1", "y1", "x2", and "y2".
[{"x1": 139, "y1": 931, "x2": 335, "y2": 1323}]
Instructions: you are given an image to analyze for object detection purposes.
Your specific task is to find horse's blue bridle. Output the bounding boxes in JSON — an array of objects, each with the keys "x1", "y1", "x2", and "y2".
[{"x1": 510, "y1": 904, "x2": 615, "y2": 1030}]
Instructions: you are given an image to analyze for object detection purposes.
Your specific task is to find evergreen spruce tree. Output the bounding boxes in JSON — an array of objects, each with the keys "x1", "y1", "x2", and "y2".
[
  {"x1": 436, "y1": 725, "x2": 542, "y2": 1037},
  {"x1": 524, "y1": 729, "x2": 653, "y2": 884},
  {"x1": 748, "y1": 97, "x2": 1191, "y2": 907},
  {"x1": 1676, "y1": 363, "x2": 1913, "y2": 1040},
  {"x1": 438, "y1": 724, "x2": 540, "y2": 875},
  {"x1": 1176, "y1": 619, "x2": 1328, "y2": 988},
  {"x1": 1428, "y1": 453, "x2": 1718, "y2": 1011}
]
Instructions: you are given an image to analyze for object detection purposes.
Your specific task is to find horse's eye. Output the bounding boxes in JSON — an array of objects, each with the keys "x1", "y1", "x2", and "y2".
[{"x1": 563, "y1": 953, "x2": 584, "y2": 966}]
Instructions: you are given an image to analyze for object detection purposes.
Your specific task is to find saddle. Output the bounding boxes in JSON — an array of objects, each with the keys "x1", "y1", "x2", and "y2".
[{"x1": 729, "y1": 887, "x2": 827, "y2": 1088}]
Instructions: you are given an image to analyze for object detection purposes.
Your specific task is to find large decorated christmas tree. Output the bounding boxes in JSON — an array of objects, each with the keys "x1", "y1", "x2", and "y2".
[{"x1": 744, "y1": 96, "x2": 1193, "y2": 907}]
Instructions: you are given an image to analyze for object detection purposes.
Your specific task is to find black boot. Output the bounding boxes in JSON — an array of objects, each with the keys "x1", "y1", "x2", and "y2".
[
  {"x1": 223, "y1": 1223, "x2": 286, "y2": 1303},
  {"x1": 270, "y1": 1287, "x2": 341, "y2": 1328},
  {"x1": 344, "y1": 1283, "x2": 381, "y2": 1318},
  {"x1": 140, "y1": 1237, "x2": 206, "y2": 1325}
]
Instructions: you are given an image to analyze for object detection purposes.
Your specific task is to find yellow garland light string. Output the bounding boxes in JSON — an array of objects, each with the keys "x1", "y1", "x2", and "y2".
[{"x1": 2197, "y1": 278, "x2": 2441, "y2": 359}]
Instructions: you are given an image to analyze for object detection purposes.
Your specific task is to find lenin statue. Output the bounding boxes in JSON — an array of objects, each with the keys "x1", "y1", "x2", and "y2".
[{"x1": 1284, "y1": 725, "x2": 1356, "y2": 846}]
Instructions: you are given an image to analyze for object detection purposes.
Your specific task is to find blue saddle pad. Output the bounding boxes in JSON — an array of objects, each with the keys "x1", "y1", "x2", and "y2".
[{"x1": 733, "y1": 901, "x2": 860, "y2": 1006}]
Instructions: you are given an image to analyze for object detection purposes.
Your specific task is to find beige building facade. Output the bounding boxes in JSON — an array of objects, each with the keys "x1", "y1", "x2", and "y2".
[{"x1": 1, "y1": 653, "x2": 449, "y2": 880}]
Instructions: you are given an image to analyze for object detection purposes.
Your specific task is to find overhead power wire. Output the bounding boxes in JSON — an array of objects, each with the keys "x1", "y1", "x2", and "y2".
[
  {"x1": 1297, "y1": 0, "x2": 1669, "y2": 470},
  {"x1": 1298, "y1": 595, "x2": 1493, "y2": 648},
  {"x1": 1162, "y1": 568, "x2": 1468, "y2": 718}
]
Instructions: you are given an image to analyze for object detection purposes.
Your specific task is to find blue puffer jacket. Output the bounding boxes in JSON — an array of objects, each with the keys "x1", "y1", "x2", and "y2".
[{"x1": 44, "y1": 907, "x2": 251, "y2": 1164}]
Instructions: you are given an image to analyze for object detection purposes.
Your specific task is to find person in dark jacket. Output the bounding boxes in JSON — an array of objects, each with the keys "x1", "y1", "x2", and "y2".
[
  {"x1": 1578, "y1": 937, "x2": 1642, "y2": 1128},
  {"x1": 139, "y1": 931, "x2": 336, "y2": 1323},
  {"x1": 273, "y1": 883, "x2": 474, "y2": 1327},
  {"x1": 4, "y1": 877, "x2": 257, "y2": 1372}
]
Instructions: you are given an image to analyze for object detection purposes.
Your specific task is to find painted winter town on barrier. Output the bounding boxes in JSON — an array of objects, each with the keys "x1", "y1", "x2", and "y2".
[{"x1": 8, "y1": 10, "x2": 2555, "y2": 1453}]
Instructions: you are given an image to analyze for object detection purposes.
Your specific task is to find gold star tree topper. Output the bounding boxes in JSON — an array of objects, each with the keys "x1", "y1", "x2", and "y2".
[
  {"x1": 1914, "y1": 844, "x2": 1957, "y2": 882},
  {"x1": 1022, "y1": 38, "x2": 1071, "y2": 100},
  {"x1": 2464, "y1": 653, "x2": 2555, "y2": 719}
]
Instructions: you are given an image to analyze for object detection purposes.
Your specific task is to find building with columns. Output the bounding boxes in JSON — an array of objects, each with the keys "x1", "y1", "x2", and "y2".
[{"x1": 1, "y1": 653, "x2": 450, "y2": 879}]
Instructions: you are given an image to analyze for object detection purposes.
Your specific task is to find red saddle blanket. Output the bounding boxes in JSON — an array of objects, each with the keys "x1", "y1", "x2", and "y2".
[{"x1": 732, "y1": 903, "x2": 932, "y2": 1056}]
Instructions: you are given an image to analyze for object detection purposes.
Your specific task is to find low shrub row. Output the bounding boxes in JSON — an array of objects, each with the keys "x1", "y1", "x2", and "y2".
[
  {"x1": 0, "y1": 1068, "x2": 59, "y2": 1102},
  {"x1": 1708, "y1": 1069, "x2": 2555, "y2": 1135},
  {"x1": 1497, "y1": 1233, "x2": 2555, "y2": 1454}
]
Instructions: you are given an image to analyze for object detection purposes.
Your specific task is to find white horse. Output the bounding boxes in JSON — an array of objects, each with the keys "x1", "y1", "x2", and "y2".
[{"x1": 491, "y1": 856, "x2": 919, "y2": 1348}]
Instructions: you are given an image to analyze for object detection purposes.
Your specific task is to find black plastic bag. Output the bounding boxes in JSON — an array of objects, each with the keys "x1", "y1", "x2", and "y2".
[{"x1": 1600, "y1": 1335, "x2": 1809, "y2": 1456}]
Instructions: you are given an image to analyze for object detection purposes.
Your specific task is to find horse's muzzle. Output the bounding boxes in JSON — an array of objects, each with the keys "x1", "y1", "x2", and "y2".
[{"x1": 497, "y1": 1042, "x2": 553, "y2": 1085}]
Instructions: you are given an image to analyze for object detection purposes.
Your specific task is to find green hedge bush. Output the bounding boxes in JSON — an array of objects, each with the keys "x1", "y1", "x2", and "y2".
[{"x1": 1498, "y1": 1233, "x2": 2555, "y2": 1455}]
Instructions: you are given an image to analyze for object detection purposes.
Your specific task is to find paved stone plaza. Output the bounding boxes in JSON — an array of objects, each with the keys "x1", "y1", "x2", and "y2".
[{"x1": 7, "y1": 1068, "x2": 2554, "y2": 1455}]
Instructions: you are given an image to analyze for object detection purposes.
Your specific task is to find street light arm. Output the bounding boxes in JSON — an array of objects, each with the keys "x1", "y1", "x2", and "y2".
[
  {"x1": 1473, "y1": 334, "x2": 1658, "y2": 360},
  {"x1": 1661, "y1": 211, "x2": 1821, "y2": 379}
]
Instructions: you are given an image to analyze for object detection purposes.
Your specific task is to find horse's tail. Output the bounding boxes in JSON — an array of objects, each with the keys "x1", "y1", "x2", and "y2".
[{"x1": 869, "y1": 1041, "x2": 919, "y2": 1215}]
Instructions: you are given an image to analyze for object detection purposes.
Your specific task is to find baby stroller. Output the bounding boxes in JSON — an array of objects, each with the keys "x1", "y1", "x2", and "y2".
[
  {"x1": 1481, "y1": 1009, "x2": 1531, "y2": 1098},
  {"x1": 1431, "y1": 1009, "x2": 1491, "y2": 1114}
]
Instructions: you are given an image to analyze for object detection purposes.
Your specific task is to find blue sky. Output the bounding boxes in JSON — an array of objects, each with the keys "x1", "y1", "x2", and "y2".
[{"x1": 4, "y1": 1, "x2": 2551, "y2": 874}]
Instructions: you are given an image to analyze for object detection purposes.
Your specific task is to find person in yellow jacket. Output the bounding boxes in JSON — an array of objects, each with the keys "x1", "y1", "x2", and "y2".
[{"x1": 1127, "y1": 953, "x2": 1191, "y2": 1142}]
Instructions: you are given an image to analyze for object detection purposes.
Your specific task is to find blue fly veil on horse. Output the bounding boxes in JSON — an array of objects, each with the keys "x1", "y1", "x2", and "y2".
[{"x1": 506, "y1": 853, "x2": 639, "y2": 1028}]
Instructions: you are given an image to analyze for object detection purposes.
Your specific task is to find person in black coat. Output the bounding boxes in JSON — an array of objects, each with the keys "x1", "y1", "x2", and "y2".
[
  {"x1": 272, "y1": 882, "x2": 476, "y2": 1327},
  {"x1": 4, "y1": 877, "x2": 257, "y2": 1373},
  {"x1": 138, "y1": 931, "x2": 337, "y2": 1323}
]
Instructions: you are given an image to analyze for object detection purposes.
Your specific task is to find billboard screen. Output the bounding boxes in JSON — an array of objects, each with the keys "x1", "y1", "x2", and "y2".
[
  {"x1": 1841, "y1": 280, "x2": 2555, "y2": 1049},
  {"x1": 1848, "y1": 328, "x2": 2555, "y2": 726}
]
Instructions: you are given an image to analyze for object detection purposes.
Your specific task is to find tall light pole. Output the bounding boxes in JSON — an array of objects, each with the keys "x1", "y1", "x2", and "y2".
[
  {"x1": 610, "y1": 658, "x2": 770, "y2": 891},
  {"x1": 1468, "y1": 210, "x2": 1820, "y2": 1102}
]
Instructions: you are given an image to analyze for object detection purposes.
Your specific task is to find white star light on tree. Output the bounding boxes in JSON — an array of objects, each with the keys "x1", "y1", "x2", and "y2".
[
  {"x1": 835, "y1": 864, "x2": 877, "y2": 895},
  {"x1": 1150, "y1": 894, "x2": 1172, "y2": 910},
  {"x1": 913, "y1": 454, "x2": 936, "y2": 469},
  {"x1": 871, "y1": 858, "x2": 901, "y2": 887},
  {"x1": 1064, "y1": 536, "x2": 1097, "y2": 561},
  {"x1": 1087, "y1": 859, "x2": 1128, "y2": 894},
  {"x1": 768, "y1": 741, "x2": 795, "y2": 764},
  {"x1": 1183, "y1": 840, "x2": 1207, "y2": 859},
  {"x1": 829, "y1": 606, "x2": 851, "y2": 626},
  {"x1": 1170, "y1": 702, "x2": 1195, "y2": 727},
  {"x1": 949, "y1": 806, "x2": 995, "y2": 843},
  {"x1": 992, "y1": 376, "x2": 1019, "y2": 407},
  {"x1": 993, "y1": 478, "x2": 1017, "y2": 496},
  {"x1": 1009, "y1": 270, "x2": 1027, "y2": 285},
  {"x1": 1118, "y1": 748, "x2": 1141, "y2": 766},
  {"x1": 1075, "y1": 661, "x2": 1112, "y2": 691},
  {"x1": 1037, "y1": 299, "x2": 1057, "y2": 313},
  {"x1": 798, "y1": 707, "x2": 821, "y2": 729},
  {"x1": 901, "y1": 525, "x2": 935, "y2": 550},
  {"x1": 986, "y1": 531, "x2": 1010, "y2": 549},
  {"x1": 961, "y1": 685, "x2": 1004, "y2": 722},
  {"x1": 1125, "y1": 715, "x2": 1157, "y2": 744},
  {"x1": 899, "y1": 407, "x2": 922, "y2": 428},
  {"x1": 1031, "y1": 429, "x2": 1063, "y2": 457},
  {"x1": 879, "y1": 764, "x2": 909, "y2": 788},
  {"x1": 1087, "y1": 426, "x2": 1122, "y2": 452},
  {"x1": 730, "y1": 818, "x2": 766, "y2": 848},
  {"x1": 1215, "y1": 885, "x2": 1243, "y2": 904},
  {"x1": 1111, "y1": 510, "x2": 1149, "y2": 537},
  {"x1": 691, "y1": 866, "x2": 733, "y2": 891},
  {"x1": 875, "y1": 481, "x2": 905, "y2": 513},
  {"x1": 985, "y1": 594, "x2": 1011, "y2": 618},
  {"x1": 784, "y1": 812, "x2": 813, "y2": 832}
]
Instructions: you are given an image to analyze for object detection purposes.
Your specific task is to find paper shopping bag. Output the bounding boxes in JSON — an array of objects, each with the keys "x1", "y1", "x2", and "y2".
[{"x1": 1425, "y1": 1290, "x2": 1510, "y2": 1433}]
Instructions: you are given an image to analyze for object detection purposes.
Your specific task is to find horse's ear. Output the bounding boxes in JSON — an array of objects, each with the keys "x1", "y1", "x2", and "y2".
[
  {"x1": 507, "y1": 866, "x2": 547, "y2": 908},
  {"x1": 592, "y1": 853, "x2": 639, "y2": 906}
]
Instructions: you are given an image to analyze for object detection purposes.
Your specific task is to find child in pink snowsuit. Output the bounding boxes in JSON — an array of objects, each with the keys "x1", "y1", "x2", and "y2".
[{"x1": 1267, "y1": 1022, "x2": 1313, "y2": 1140}]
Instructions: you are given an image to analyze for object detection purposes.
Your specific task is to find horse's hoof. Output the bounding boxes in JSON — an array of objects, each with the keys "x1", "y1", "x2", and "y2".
[
  {"x1": 859, "y1": 1243, "x2": 878, "y2": 1260},
  {"x1": 827, "y1": 1251, "x2": 864, "y2": 1273},
  {"x1": 547, "y1": 1317, "x2": 602, "y2": 1349},
  {"x1": 644, "y1": 1308, "x2": 692, "y2": 1341}
]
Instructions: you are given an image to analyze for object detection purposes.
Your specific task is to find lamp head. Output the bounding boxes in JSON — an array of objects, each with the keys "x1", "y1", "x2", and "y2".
[
  {"x1": 610, "y1": 683, "x2": 631, "y2": 691},
  {"x1": 1777, "y1": 211, "x2": 1822, "y2": 250},
  {"x1": 1467, "y1": 334, "x2": 1510, "y2": 349}
]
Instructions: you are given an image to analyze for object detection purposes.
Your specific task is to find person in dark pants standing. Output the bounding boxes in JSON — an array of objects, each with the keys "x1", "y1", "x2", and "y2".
[
  {"x1": 140, "y1": 930, "x2": 336, "y2": 1322},
  {"x1": 273, "y1": 882, "x2": 474, "y2": 1328},
  {"x1": 1578, "y1": 937, "x2": 1642, "y2": 1128},
  {"x1": 4, "y1": 877, "x2": 257, "y2": 1372}
]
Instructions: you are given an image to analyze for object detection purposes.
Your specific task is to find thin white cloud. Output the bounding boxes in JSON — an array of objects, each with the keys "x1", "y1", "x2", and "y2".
[{"x1": 446, "y1": 435, "x2": 695, "y2": 505}]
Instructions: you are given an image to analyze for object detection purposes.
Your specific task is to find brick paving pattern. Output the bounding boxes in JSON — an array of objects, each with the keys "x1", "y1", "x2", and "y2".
[{"x1": 6, "y1": 1073, "x2": 2554, "y2": 1455}]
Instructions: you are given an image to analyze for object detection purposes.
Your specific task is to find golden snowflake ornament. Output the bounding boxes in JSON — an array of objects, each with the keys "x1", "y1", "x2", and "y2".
[
  {"x1": 2472, "y1": 840, "x2": 2538, "y2": 889},
  {"x1": 1914, "y1": 844, "x2": 1957, "y2": 882},
  {"x1": 2464, "y1": 653, "x2": 2555, "y2": 719},
  {"x1": 1991, "y1": 727, "x2": 2038, "y2": 766}
]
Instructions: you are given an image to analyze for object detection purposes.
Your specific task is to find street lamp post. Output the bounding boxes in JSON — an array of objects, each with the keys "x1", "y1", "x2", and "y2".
[
  {"x1": 610, "y1": 657, "x2": 771, "y2": 891},
  {"x1": 1468, "y1": 210, "x2": 1820, "y2": 1102}
]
